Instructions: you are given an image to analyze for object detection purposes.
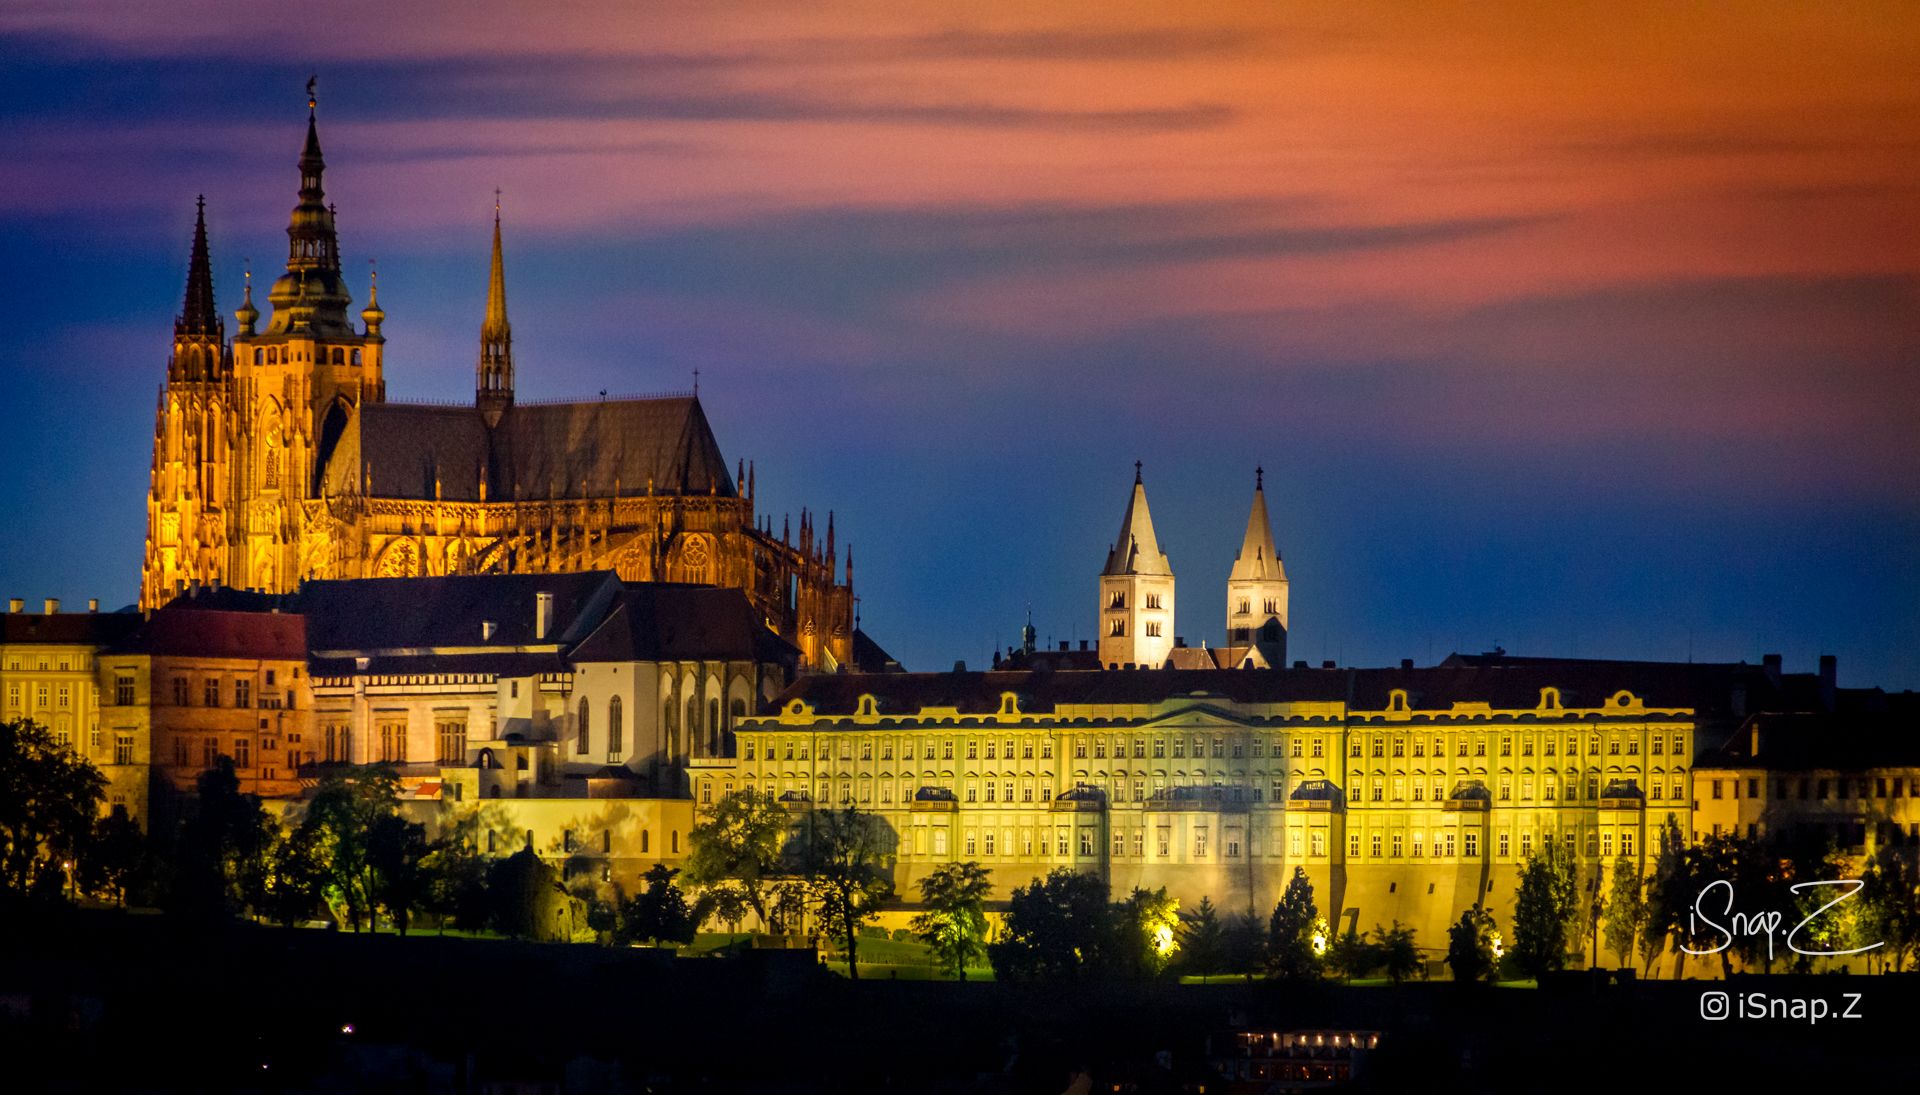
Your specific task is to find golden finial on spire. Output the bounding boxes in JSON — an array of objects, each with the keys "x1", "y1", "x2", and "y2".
[{"x1": 307, "y1": 75, "x2": 317, "y2": 113}]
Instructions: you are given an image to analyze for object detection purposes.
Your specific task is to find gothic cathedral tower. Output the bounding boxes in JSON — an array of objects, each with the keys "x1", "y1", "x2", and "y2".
[
  {"x1": 477, "y1": 198, "x2": 513, "y2": 426},
  {"x1": 1098, "y1": 463, "x2": 1175, "y2": 668},
  {"x1": 141, "y1": 198, "x2": 237, "y2": 607},
  {"x1": 1225, "y1": 467, "x2": 1288, "y2": 667},
  {"x1": 225, "y1": 90, "x2": 385, "y2": 594}
]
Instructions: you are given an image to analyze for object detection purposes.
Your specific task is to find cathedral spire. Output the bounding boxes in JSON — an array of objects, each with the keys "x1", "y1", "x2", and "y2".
[
  {"x1": 176, "y1": 195, "x2": 221, "y2": 340},
  {"x1": 1230, "y1": 465, "x2": 1284, "y2": 582},
  {"x1": 266, "y1": 81, "x2": 352, "y2": 335},
  {"x1": 1102, "y1": 463, "x2": 1171, "y2": 577},
  {"x1": 477, "y1": 191, "x2": 514, "y2": 423}
]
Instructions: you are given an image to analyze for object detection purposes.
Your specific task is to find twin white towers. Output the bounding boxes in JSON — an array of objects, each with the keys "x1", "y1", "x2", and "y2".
[{"x1": 1097, "y1": 464, "x2": 1289, "y2": 670}]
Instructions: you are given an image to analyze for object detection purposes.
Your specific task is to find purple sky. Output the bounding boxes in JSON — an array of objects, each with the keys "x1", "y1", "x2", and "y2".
[{"x1": 1, "y1": 2, "x2": 1916, "y2": 686}]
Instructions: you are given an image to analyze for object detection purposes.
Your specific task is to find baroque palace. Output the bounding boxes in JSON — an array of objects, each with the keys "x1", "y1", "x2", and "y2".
[
  {"x1": 139, "y1": 96, "x2": 853, "y2": 670},
  {"x1": 4, "y1": 94, "x2": 1915, "y2": 963}
]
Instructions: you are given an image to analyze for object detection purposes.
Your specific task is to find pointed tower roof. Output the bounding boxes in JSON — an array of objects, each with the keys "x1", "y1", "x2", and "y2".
[
  {"x1": 484, "y1": 197, "x2": 510, "y2": 337},
  {"x1": 1103, "y1": 462, "x2": 1172, "y2": 576},
  {"x1": 175, "y1": 195, "x2": 221, "y2": 338},
  {"x1": 1230, "y1": 466, "x2": 1285, "y2": 582},
  {"x1": 267, "y1": 83, "x2": 352, "y2": 335}
]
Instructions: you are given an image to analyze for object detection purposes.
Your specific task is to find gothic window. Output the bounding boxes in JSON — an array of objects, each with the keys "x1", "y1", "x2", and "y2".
[
  {"x1": 576, "y1": 698, "x2": 590, "y2": 754},
  {"x1": 607, "y1": 697, "x2": 623, "y2": 760},
  {"x1": 1145, "y1": 622, "x2": 1161, "y2": 638},
  {"x1": 1237, "y1": 598, "x2": 1249, "y2": 614},
  {"x1": 1109, "y1": 591, "x2": 1125, "y2": 609},
  {"x1": 1145, "y1": 594, "x2": 1162, "y2": 610},
  {"x1": 1109, "y1": 619, "x2": 1125, "y2": 637},
  {"x1": 1264, "y1": 599, "x2": 1278, "y2": 614}
]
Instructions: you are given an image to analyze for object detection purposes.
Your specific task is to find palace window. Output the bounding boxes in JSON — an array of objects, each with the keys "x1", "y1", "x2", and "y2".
[
  {"x1": 1500, "y1": 737, "x2": 1511, "y2": 757},
  {"x1": 235, "y1": 679, "x2": 252, "y2": 708},
  {"x1": 1237, "y1": 598, "x2": 1250, "y2": 614},
  {"x1": 1132, "y1": 830, "x2": 1145, "y2": 857},
  {"x1": 1290, "y1": 740, "x2": 1302, "y2": 757},
  {"x1": 1078, "y1": 829, "x2": 1093, "y2": 857},
  {"x1": 966, "y1": 740, "x2": 978, "y2": 760},
  {"x1": 115, "y1": 734, "x2": 134, "y2": 766},
  {"x1": 1157, "y1": 828, "x2": 1171, "y2": 857},
  {"x1": 204, "y1": 678, "x2": 220, "y2": 707},
  {"x1": 1133, "y1": 738, "x2": 1146, "y2": 758},
  {"x1": 1145, "y1": 594, "x2": 1162, "y2": 610},
  {"x1": 1622, "y1": 831, "x2": 1635, "y2": 856},
  {"x1": 1041, "y1": 739, "x2": 1053, "y2": 759},
  {"x1": 1195, "y1": 827, "x2": 1209, "y2": 857},
  {"x1": 234, "y1": 737, "x2": 250, "y2": 769},
  {"x1": 1309, "y1": 831, "x2": 1325, "y2": 857},
  {"x1": 173, "y1": 738, "x2": 189, "y2": 767},
  {"x1": 1406, "y1": 832, "x2": 1418, "y2": 857},
  {"x1": 1522, "y1": 739, "x2": 1534, "y2": 757},
  {"x1": 1109, "y1": 619, "x2": 1125, "y2": 637},
  {"x1": 1110, "y1": 591, "x2": 1126, "y2": 610},
  {"x1": 1350, "y1": 833, "x2": 1362, "y2": 858},
  {"x1": 172, "y1": 677, "x2": 190, "y2": 706},
  {"x1": 1498, "y1": 832, "x2": 1510, "y2": 858},
  {"x1": 1602, "y1": 831, "x2": 1614, "y2": 857},
  {"x1": 1370, "y1": 833, "x2": 1382, "y2": 857},
  {"x1": 1371, "y1": 739, "x2": 1384, "y2": 757},
  {"x1": 437, "y1": 720, "x2": 467, "y2": 764},
  {"x1": 577, "y1": 699, "x2": 591, "y2": 754},
  {"x1": 1311, "y1": 738, "x2": 1324, "y2": 758},
  {"x1": 378, "y1": 722, "x2": 407, "y2": 763},
  {"x1": 115, "y1": 674, "x2": 135, "y2": 706},
  {"x1": 985, "y1": 832, "x2": 997, "y2": 856},
  {"x1": 1289, "y1": 830, "x2": 1303, "y2": 857},
  {"x1": 1145, "y1": 622, "x2": 1161, "y2": 638},
  {"x1": 942, "y1": 740, "x2": 954, "y2": 760},
  {"x1": 202, "y1": 737, "x2": 218, "y2": 767}
]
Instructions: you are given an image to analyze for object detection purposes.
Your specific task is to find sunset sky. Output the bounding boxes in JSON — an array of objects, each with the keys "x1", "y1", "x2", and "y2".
[{"x1": 2, "y1": 2, "x2": 1915, "y2": 685}]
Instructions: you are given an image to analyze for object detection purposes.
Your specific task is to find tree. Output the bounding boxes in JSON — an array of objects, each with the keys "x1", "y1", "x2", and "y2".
[
  {"x1": 1858, "y1": 846, "x2": 1920, "y2": 972},
  {"x1": 1604, "y1": 856, "x2": 1649, "y2": 969},
  {"x1": 1512, "y1": 842, "x2": 1578, "y2": 979},
  {"x1": 486, "y1": 845, "x2": 565, "y2": 940},
  {"x1": 170, "y1": 756, "x2": 277, "y2": 920},
  {"x1": 0, "y1": 718, "x2": 106, "y2": 901},
  {"x1": 1327, "y1": 925, "x2": 1376, "y2": 983},
  {"x1": 298, "y1": 766, "x2": 401, "y2": 932},
  {"x1": 1266, "y1": 867, "x2": 1320, "y2": 979},
  {"x1": 1641, "y1": 815, "x2": 1689, "y2": 976},
  {"x1": 261, "y1": 822, "x2": 329, "y2": 927},
  {"x1": 912, "y1": 861, "x2": 994, "y2": 980},
  {"x1": 80, "y1": 804, "x2": 149, "y2": 907},
  {"x1": 1447, "y1": 905, "x2": 1497, "y2": 984},
  {"x1": 1114, "y1": 886, "x2": 1181, "y2": 977},
  {"x1": 991, "y1": 868, "x2": 1113, "y2": 981},
  {"x1": 367, "y1": 812, "x2": 431, "y2": 936},
  {"x1": 801, "y1": 804, "x2": 893, "y2": 979},
  {"x1": 1221, "y1": 912, "x2": 1266, "y2": 983},
  {"x1": 623, "y1": 864, "x2": 698, "y2": 946},
  {"x1": 422, "y1": 804, "x2": 502, "y2": 933},
  {"x1": 684, "y1": 791, "x2": 792, "y2": 931},
  {"x1": 1377, "y1": 921, "x2": 1422, "y2": 984},
  {"x1": 1177, "y1": 896, "x2": 1225, "y2": 983}
]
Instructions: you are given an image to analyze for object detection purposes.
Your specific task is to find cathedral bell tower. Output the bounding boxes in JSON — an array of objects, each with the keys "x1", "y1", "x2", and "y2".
[
  {"x1": 224, "y1": 82, "x2": 387, "y2": 593},
  {"x1": 1225, "y1": 466, "x2": 1288, "y2": 668},
  {"x1": 141, "y1": 197, "x2": 237, "y2": 607},
  {"x1": 476, "y1": 195, "x2": 514, "y2": 426},
  {"x1": 1097, "y1": 462, "x2": 1175, "y2": 669}
]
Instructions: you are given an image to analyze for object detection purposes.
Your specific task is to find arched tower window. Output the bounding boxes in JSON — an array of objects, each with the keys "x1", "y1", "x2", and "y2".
[
  {"x1": 709, "y1": 699, "x2": 720, "y2": 755},
  {"x1": 576, "y1": 698, "x2": 590, "y2": 754},
  {"x1": 608, "y1": 696, "x2": 624, "y2": 759},
  {"x1": 264, "y1": 433, "x2": 281, "y2": 490},
  {"x1": 686, "y1": 697, "x2": 700, "y2": 756}
]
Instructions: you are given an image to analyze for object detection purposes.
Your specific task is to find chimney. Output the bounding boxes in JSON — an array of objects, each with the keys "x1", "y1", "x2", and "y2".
[
  {"x1": 1058, "y1": 641, "x2": 1068, "y2": 652},
  {"x1": 1761, "y1": 653, "x2": 1782, "y2": 681},
  {"x1": 1079, "y1": 640, "x2": 1089, "y2": 652},
  {"x1": 1401, "y1": 658, "x2": 1414, "y2": 670},
  {"x1": 6, "y1": 598, "x2": 19, "y2": 613},
  {"x1": 1174, "y1": 636, "x2": 1186, "y2": 648},
  {"x1": 535, "y1": 592, "x2": 554, "y2": 640},
  {"x1": 1321, "y1": 660, "x2": 1336, "y2": 669},
  {"x1": 87, "y1": 599, "x2": 99, "y2": 613},
  {"x1": 1819, "y1": 654, "x2": 1837, "y2": 712},
  {"x1": 43, "y1": 598, "x2": 59, "y2": 615},
  {"x1": 1293, "y1": 660, "x2": 1308, "y2": 669},
  {"x1": 482, "y1": 620, "x2": 498, "y2": 641}
]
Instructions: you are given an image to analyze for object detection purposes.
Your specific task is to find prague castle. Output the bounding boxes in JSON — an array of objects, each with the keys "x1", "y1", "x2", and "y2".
[
  {"x1": 139, "y1": 97, "x2": 854, "y2": 670},
  {"x1": 3, "y1": 92, "x2": 1914, "y2": 970}
]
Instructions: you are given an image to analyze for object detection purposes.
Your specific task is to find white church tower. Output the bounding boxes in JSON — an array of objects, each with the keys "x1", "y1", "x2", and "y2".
[
  {"x1": 1226, "y1": 466, "x2": 1288, "y2": 668},
  {"x1": 1099, "y1": 462, "x2": 1175, "y2": 668}
]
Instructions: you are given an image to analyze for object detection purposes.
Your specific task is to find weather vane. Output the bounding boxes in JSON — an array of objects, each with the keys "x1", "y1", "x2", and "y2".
[{"x1": 306, "y1": 75, "x2": 317, "y2": 111}]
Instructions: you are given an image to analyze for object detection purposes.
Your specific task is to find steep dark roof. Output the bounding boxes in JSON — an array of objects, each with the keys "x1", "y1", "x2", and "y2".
[
  {"x1": 113, "y1": 607, "x2": 305, "y2": 660},
  {"x1": 302, "y1": 571, "x2": 620, "y2": 654},
  {"x1": 765, "y1": 663, "x2": 1712, "y2": 720},
  {"x1": 1700, "y1": 711, "x2": 1920, "y2": 771},
  {"x1": 0, "y1": 612, "x2": 142, "y2": 647},
  {"x1": 851, "y1": 628, "x2": 903, "y2": 673},
  {"x1": 329, "y1": 396, "x2": 735, "y2": 502},
  {"x1": 568, "y1": 585, "x2": 798, "y2": 667}
]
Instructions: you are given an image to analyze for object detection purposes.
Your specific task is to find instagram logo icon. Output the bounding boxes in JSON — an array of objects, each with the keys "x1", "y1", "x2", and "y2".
[{"x1": 1699, "y1": 991, "x2": 1731, "y2": 1020}]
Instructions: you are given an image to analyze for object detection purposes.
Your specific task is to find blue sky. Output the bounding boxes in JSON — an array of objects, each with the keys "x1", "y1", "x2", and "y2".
[{"x1": 1, "y1": 2, "x2": 1915, "y2": 687}]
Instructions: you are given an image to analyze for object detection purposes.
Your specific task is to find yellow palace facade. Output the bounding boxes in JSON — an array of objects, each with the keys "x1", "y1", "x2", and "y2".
[{"x1": 709, "y1": 665, "x2": 1695, "y2": 945}]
